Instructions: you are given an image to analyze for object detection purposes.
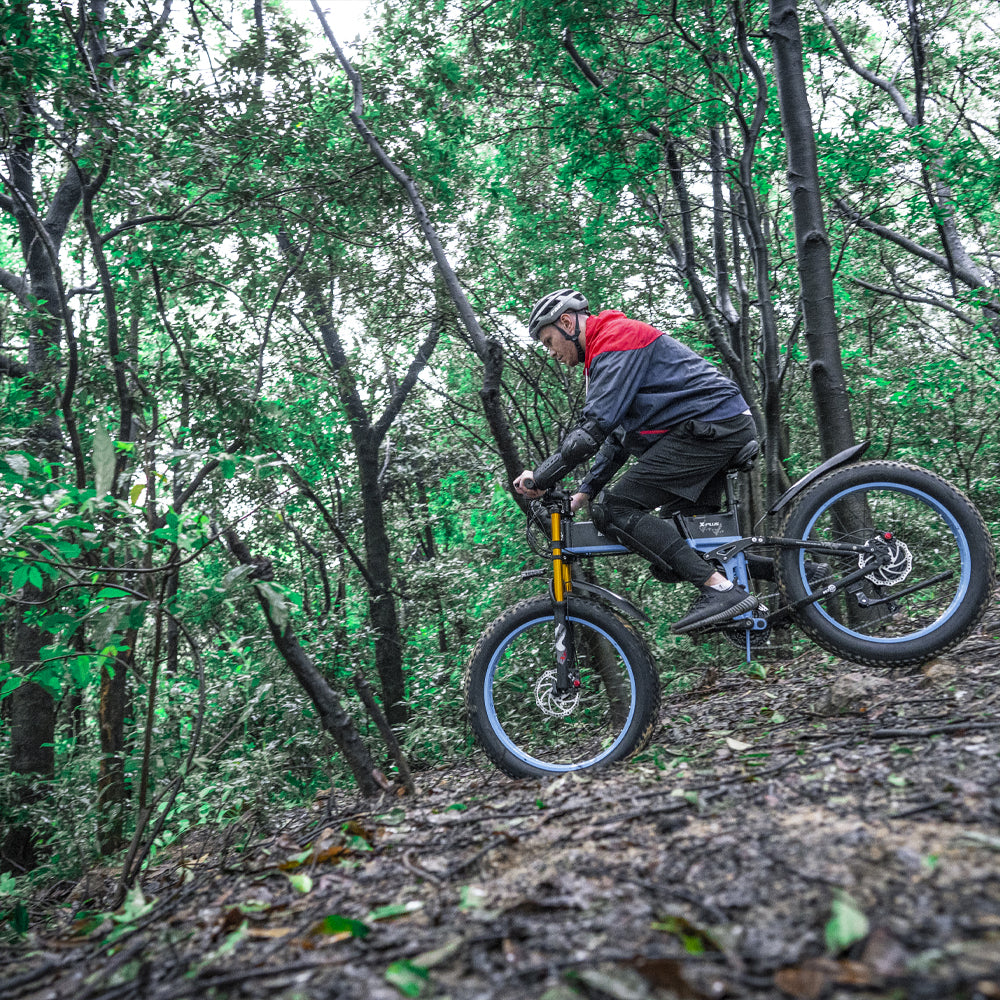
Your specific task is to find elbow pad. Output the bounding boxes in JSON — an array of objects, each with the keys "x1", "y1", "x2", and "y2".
[
  {"x1": 530, "y1": 451, "x2": 571, "y2": 490},
  {"x1": 560, "y1": 420, "x2": 606, "y2": 466},
  {"x1": 530, "y1": 421, "x2": 608, "y2": 491}
]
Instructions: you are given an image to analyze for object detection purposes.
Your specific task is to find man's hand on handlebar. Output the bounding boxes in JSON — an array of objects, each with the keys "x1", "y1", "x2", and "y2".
[
  {"x1": 513, "y1": 470, "x2": 545, "y2": 498},
  {"x1": 513, "y1": 472, "x2": 590, "y2": 513}
]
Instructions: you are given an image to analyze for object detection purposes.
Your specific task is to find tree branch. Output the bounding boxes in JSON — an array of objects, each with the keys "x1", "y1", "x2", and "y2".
[
  {"x1": 833, "y1": 198, "x2": 987, "y2": 291},
  {"x1": 283, "y1": 463, "x2": 378, "y2": 592},
  {"x1": 109, "y1": 0, "x2": 174, "y2": 64},
  {"x1": 372, "y1": 315, "x2": 440, "y2": 444},
  {"x1": 811, "y1": 0, "x2": 917, "y2": 127},
  {"x1": 310, "y1": 1, "x2": 489, "y2": 360},
  {"x1": 0, "y1": 353, "x2": 30, "y2": 379},
  {"x1": 0, "y1": 268, "x2": 29, "y2": 304},
  {"x1": 310, "y1": 2, "x2": 526, "y2": 489}
]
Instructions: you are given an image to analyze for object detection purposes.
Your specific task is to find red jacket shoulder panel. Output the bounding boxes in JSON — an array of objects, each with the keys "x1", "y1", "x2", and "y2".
[{"x1": 584, "y1": 311, "x2": 662, "y2": 374}]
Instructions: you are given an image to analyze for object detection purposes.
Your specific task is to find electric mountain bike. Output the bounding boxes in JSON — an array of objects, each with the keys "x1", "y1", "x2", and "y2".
[{"x1": 465, "y1": 442, "x2": 996, "y2": 778}]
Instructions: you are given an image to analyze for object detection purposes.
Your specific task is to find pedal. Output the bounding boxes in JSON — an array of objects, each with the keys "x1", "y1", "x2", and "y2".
[{"x1": 520, "y1": 568, "x2": 547, "y2": 581}]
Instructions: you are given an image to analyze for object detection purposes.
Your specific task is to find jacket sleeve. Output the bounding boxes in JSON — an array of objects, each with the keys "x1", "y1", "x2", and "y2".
[{"x1": 578, "y1": 431, "x2": 627, "y2": 497}]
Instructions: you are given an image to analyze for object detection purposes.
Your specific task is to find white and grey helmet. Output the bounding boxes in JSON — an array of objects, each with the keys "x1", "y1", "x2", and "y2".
[{"x1": 526, "y1": 288, "x2": 590, "y2": 341}]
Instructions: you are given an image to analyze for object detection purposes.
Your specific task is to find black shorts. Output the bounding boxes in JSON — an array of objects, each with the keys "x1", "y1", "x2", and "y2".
[{"x1": 605, "y1": 412, "x2": 756, "y2": 515}]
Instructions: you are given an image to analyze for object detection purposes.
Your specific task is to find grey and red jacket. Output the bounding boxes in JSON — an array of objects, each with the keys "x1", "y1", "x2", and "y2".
[{"x1": 575, "y1": 311, "x2": 748, "y2": 495}]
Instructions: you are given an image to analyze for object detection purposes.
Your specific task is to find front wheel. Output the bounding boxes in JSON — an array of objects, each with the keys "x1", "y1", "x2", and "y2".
[
  {"x1": 465, "y1": 595, "x2": 660, "y2": 778},
  {"x1": 777, "y1": 461, "x2": 995, "y2": 667}
]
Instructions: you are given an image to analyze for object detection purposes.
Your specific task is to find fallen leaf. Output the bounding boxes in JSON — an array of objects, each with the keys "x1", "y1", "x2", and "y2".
[
  {"x1": 367, "y1": 900, "x2": 423, "y2": 921},
  {"x1": 385, "y1": 959, "x2": 429, "y2": 997},
  {"x1": 310, "y1": 914, "x2": 370, "y2": 939},
  {"x1": 246, "y1": 927, "x2": 294, "y2": 938},
  {"x1": 278, "y1": 844, "x2": 351, "y2": 870},
  {"x1": 860, "y1": 926, "x2": 908, "y2": 978},
  {"x1": 286, "y1": 872, "x2": 313, "y2": 894},
  {"x1": 825, "y1": 891, "x2": 869, "y2": 953},
  {"x1": 411, "y1": 937, "x2": 462, "y2": 969},
  {"x1": 775, "y1": 957, "x2": 839, "y2": 1000},
  {"x1": 631, "y1": 956, "x2": 712, "y2": 999}
]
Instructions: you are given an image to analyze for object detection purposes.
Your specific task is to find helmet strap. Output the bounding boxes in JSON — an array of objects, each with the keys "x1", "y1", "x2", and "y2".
[{"x1": 559, "y1": 313, "x2": 586, "y2": 363}]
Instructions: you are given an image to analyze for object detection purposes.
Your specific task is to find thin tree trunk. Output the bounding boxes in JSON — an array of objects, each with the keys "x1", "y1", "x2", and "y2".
[
  {"x1": 96, "y1": 637, "x2": 134, "y2": 855},
  {"x1": 225, "y1": 531, "x2": 381, "y2": 797},
  {"x1": 769, "y1": 0, "x2": 856, "y2": 458},
  {"x1": 1, "y1": 599, "x2": 55, "y2": 873}
]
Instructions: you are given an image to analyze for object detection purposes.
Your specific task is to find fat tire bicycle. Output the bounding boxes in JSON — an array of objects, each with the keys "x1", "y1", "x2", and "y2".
[{"x1": 465, "y1": 441, "x2": 996, "y2": 778}]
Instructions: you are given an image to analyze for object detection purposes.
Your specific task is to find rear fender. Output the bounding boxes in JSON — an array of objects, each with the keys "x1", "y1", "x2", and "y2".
[{"x1": 768, "y1": 441, "x2": 870, "y2": 516}]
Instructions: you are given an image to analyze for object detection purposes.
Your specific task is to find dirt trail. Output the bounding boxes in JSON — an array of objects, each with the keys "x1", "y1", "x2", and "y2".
[{"x1": 5, "y1": 606, "x2": 1000, "y2": 1000}]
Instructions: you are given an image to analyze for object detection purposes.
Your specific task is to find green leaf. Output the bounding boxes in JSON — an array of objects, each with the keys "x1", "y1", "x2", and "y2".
[
  {"x1": 0, "y1": 677, "x2": 24, "y2": 700},
  {"x1": 93, "y1": 425, "x2": 115, "y2": 498},
  {"x1": 287, "y1": 872, "x2": 313, "y2": 893},
  {"x1": 458, "y1": 885, "x2": 486, "y2": 911},
  {"x1": 4, "y1": 454, "x2": 29, "y2": 478},
  {"x1": 367, "y1": 901, "x2": 423, "y2": 921},
  {"x1": 384, "y1": 960, "x2": 429, "y2": 997},
  {"x1": 315, "y1": 914, "x2": 370, "y2": 938},
  {"x1": 255, "y1": 582, "x2": 289, "y2": 629},
  {"x1": 6, "y1": 902, "x2": 29, "y2": 935},
  {"x1": 824, "y1": 891, "x2": 869, "y2": 953}
]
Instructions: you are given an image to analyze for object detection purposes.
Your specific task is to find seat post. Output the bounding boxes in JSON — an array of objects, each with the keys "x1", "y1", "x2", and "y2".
[{"x1": 725, "y1": 470, "x2": 739, "y2": 513}]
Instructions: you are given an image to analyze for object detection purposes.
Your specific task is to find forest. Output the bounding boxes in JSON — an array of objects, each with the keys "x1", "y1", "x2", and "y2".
[{"x1": 1, "y1": 0, "x2": 999, "y2": 994}]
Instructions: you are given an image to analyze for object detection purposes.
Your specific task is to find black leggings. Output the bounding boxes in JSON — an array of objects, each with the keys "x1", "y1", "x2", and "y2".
[{"x1": 599, "y1": 414, "x2": 756, "y2": 584}]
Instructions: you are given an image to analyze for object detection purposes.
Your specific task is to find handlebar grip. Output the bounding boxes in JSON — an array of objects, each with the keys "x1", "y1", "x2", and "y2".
[{"x1": 523, "y1": 477, "x2": 536, "y2": 491}]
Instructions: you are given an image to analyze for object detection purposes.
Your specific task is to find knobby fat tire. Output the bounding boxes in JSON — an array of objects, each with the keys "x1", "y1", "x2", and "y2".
[
  {"x1": 465, "y1": 595, "x2": 661, "y2": 778},
  {"x1": 776, "y1": 461, "x2": 995, "y2": 667}
]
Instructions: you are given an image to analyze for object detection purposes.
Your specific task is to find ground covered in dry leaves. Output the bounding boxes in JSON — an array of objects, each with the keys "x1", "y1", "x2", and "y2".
[{"x1": 5, "y1": 604, "x2": 1000, "y2": 1000}]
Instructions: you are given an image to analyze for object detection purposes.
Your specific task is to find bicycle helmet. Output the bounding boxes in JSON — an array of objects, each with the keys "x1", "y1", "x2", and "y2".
[
  {"x1": 527, "y1": 288, "x2": 590, "y2": 341},
  {"x1": 527, "y1": 288, "x2": 590, "y2": 362}
]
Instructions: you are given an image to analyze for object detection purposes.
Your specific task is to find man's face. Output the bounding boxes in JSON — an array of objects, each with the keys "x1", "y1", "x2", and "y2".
[{"x1": 538, "y1": 315, "x2": 580, "y2": 367}]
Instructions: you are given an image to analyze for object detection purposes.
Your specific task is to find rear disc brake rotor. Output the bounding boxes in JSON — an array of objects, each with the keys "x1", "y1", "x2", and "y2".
[{"x1": 862, "y1": 535, "x2": 912, "y2": 587}]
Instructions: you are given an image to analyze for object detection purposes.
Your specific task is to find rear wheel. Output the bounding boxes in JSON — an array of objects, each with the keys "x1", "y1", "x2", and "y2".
[
  {"x1": 465, "y1": 595, "x2": 660, "y2": 778},
  {"x1": 777, "y1": 461, "x2": 995, "y2": 667}
]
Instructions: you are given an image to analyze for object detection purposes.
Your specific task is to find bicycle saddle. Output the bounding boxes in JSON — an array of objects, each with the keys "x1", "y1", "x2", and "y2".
[{"x1": 728, "y1": 439, "x2": 760, "y2": 472}]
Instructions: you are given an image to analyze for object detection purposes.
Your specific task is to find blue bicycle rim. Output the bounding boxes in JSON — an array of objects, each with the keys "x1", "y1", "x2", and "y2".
[
  {"x1": 798, "y1": 480, "x2": 971, "y2": 645},
  {"x1": 484, "y1": 613, "x2": 638, "y2": 773}
]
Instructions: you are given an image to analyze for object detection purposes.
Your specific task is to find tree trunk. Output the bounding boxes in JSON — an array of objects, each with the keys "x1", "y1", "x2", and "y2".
[
  {"x1": 768, "y1": 0, "x2": 856, "y2": 458},
  {"x1": 224, "y1": 531, "x2": 381, "y2": 796},
  {"x1": 2, "y1": 592, "x2": 55, "y2": 873},
  {"x1": 96, "y1": 639, "x2": 134, "y2": 856}
]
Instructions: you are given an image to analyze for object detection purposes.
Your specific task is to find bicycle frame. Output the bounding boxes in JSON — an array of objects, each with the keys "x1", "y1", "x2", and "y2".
[{"x1": 526, "y1": 464, "x2": 900, "y2": 664}]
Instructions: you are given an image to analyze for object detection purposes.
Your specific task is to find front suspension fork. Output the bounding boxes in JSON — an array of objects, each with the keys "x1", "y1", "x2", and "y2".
[{"x1": 550, "y1": 509, "x2": 578, "y2": 694}]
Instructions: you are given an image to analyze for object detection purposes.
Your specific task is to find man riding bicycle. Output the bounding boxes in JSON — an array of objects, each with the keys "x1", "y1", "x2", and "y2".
[{"x1": 512, "y1": 288, "x2": 759, "y2": 634}]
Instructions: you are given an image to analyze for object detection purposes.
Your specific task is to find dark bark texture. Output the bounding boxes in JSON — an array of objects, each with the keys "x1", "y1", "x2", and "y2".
[
  {"x1": 769, "y1": 0, "x2": 856, "y2": 458},
  {"x1": 225, "y1": 530, "x2": 381, "y2": 797}
]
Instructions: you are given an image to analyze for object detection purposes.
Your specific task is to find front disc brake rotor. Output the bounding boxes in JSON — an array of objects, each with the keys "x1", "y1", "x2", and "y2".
[{"x1": 534, "y1": 670, "x2": 580, "y2": 717}]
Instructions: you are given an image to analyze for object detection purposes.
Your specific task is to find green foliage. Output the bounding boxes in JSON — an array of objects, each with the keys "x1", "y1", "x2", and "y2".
[{"x1": 1, "y1": 0, "x2": 999, "y2": 912}]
